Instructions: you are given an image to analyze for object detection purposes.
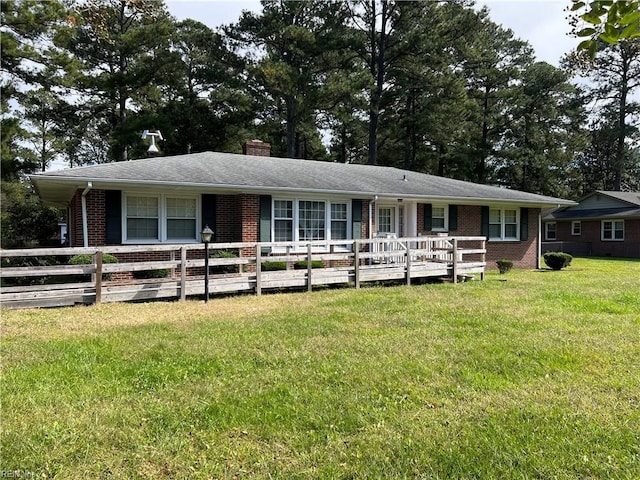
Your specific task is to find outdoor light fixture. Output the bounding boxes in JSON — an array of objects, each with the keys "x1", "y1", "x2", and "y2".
[{"x1": 201, "y1": 225, "x2": 214, "y2": 303}]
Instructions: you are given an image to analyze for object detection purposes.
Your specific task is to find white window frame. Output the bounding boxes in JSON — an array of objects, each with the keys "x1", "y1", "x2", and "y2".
[
  {"x1": 376, "y1": 204, "x2": 405, "y2": 236},
  {"x1": 123, "y1": 192, "x2": 200, "y2": 244},
  {"x1": 431, "y1": 204, "x2": 448, "y2": 232},
  {"x1": 571, "y1": 221, "x2": 581, "y2": 236},
  {"x1": 489, "y1": 207, "x2": 520, "y2": 241},
  {"x1": 601, "y1": 220, "x2": 624, "y2": 241},
  {"x1": 545, "y1": 222, "x2": 557, "y2": 241},
  {"x1": 272, "y1": 198, "x2": 352, "y2": 251}
]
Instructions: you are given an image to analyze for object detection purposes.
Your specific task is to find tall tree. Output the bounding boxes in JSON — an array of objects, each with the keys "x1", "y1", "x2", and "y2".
[
  {"x1": 566, "y1": 38, "x2": 640, "y2": 190},
  {"x1": 496, "y1": 62, "x2": 587, "y2": 197},
  {"x1": 56, "y1": 0, "x2": 176, "y2": 162},
  {"x1": 230, "y1": 0, "x2": 350, "y2": 158}
]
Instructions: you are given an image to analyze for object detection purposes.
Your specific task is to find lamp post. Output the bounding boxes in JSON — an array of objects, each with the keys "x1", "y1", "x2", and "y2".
[{"x1": 201, "y1": 225, "x2": 213, "y2": 303}]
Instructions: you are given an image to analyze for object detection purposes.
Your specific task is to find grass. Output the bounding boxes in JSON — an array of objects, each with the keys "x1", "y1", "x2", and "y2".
[{"x1": 1, "y1": 257, "x2": 639, "y2": 479}]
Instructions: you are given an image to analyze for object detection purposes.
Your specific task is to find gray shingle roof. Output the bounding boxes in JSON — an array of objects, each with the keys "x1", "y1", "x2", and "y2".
[{"x1": 32, "y1": 151, "x2": 574, "y2": 207}]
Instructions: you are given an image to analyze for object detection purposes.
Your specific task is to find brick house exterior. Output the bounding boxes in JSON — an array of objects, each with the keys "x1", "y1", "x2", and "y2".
[
  {"x1": 32, "y1": 141, "x2": 574, "y2": 270},
  {"x1": 542, "y1": 191, "x2": 640, "y2": 259}
]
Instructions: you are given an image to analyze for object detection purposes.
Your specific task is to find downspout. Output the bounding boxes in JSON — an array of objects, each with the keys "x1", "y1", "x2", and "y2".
[
  {"x1": 81, "y1": 182, "x2": 92, "y2": 248},
  {"x1": 537, "y1": 210, "x2": 542, "y2": 269}
]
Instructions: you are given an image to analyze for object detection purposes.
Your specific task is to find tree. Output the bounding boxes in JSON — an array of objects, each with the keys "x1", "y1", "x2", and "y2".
[
  {"x1": 230, "y1": 0, "x2": 350, "y2": 159},
  {"x1": 56, "y1": 0, "x2": 176, "y2": 162},
  {"x1": 495, "y1": 62, "x2": 587, "y2": 197},
  {"x1": 570, "y1": 0, "x2": 640, "y2": 56}
]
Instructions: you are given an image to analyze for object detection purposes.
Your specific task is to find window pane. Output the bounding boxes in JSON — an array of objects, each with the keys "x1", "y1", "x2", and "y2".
[
  {"x1": 489, "y1": 224, "x2": 501, "y2": 239},
  {"x1": 603, "y1": 221, "x2": 612, "y2": 239},
  {"x1": 274, "y1": 219, "x2": 293, "y2": 241},
  {"x1": 432, "y1": 217, "x2": 445, "y2": 230},
  {"x1": 614, "y1": 221, "x2": 624, "y2": 239},
  {"x1": 167, "y1": 197, "x2": 196, "y2": 218},
  {"x1": 167, "y1": 219, "x2": 196, "y2": 239},
  {"x1": 299, "y1": 201, "x2": 325, "y2": 241},
  {"x1": 274, "y1": 200, "x2": 293, "y2": 219},
  {"x1": 331, "y1": 203, "x2": 347, "y2": 220},
  {"x1": 489, "y1": 209, "x2": 501, "y2": 224},
  {"x1": 127, "y1": 218, "x2": 158, "y2": 239},
  {"x1": 331, "y1": 221, "x2": 347, "y2": 240},
  {"x1": 505, "y1": 224, "x2": 518, "y2": 238},
  {"x1": 127, "y1": 196, "x2": 158, "y2": 217},
  {"x1": 378, "y1": 207, "x2": 393, "y2": 233},
  {"x1": 504, "y1": 210, "x2": 517, "y2": 224}
]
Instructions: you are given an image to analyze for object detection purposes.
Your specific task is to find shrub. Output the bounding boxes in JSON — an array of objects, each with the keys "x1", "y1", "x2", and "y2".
[
  {"x1": 261, "y1": 261, "x2": 287, "y2": 271},
  {"x1": 69, "y1": 253, "x2": 118, "y2": 280},
  {"x1": 543, "y1": 252, "x2": 573, "y2": 271},
  {"x1": 294, "y1": 260, "x2": 325, "y2": 269},
  {"x1": 496, "y1": 259, "x2": 513, "y2": 274},
  {"x1": 210, "y1": 250, "x2": 238, "y2": 274},
  {"x1": 1, "y1": 255, "x2": 62, "y2": 286}
]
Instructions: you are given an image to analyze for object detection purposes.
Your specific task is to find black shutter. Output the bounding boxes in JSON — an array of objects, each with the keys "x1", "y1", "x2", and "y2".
[
  {"x1": 481, "y1": 206, "x2": 490, "y2": 238},
  {"x1": 201, "y1": 194, "x2": 216, "y2": 241},
  {"x1": 449, "y1": 205, "x2": 458, "y2": 231},
  {"x1": 352, "y1": 199, "x2": 363, "y2": 240},
  {"x1": 105, "y1": 190, "x2": 122, "y2": 244},
  {"x1": 424, "y1": 204, "x2": 432, "y2": 231},
  {"x1": 520, "y1": 207, "x2": 529, "y2": 241},
  {"x1": 259, "y1": 195, "x2": 271, "y2": 243}
]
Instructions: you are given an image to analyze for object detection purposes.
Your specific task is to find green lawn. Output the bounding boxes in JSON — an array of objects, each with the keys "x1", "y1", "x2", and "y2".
[{"x1": 1, "y1": 258, "x2": 639, "y2": 479}]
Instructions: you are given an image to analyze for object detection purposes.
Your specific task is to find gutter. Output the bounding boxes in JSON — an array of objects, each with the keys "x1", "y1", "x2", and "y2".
[{"x1": 81, "y1": 182, "x2": 92, "y2": 248}]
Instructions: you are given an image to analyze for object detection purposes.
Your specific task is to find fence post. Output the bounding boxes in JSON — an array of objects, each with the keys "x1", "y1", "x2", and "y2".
[
  {"x1": 406, "y1": 242, "x2": 411, "y2": 286},
  {"x1": 307, "y1": 243, "x2": 313, "y2": 292},
  {"x1": 354, "y1": 240, "x2": 360, "y2": 289},
  {"x1": 94, "y1": 251, "x2": 103, "y2": 305},
  {"x1": 180, "y1": 246, "x2": 187, "y2": 301},
  {"x1": 255, "y1": 246, "x2": 262, "y2": 296},
  {"x1": 452, "y1": 238, "x2": 458, "y2": 284},
  {"x1": 480, "y1": 239, "x2": 486, "y2": 281}
]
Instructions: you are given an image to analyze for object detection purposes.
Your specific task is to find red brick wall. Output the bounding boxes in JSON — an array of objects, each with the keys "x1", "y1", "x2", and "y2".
[
  {"x1": 417, "y1": 204, "x2": 541, "y2": 269},
  {"x1": 548, "y1": 219, "x2": 640, "y2": 258},
  {"x1": 70, "y1": 189, "x2": 106, "y2": 247},
  {"x1": 216, "y1": 195, "x2": 242, "y2": 242}
]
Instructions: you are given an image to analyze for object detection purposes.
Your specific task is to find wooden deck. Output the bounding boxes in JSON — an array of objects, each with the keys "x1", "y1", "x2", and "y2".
[{"x1": 0, "y1": 236, "x2": 486, "y2": 309}]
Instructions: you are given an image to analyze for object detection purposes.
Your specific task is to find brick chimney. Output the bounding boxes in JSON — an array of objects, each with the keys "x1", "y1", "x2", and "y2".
[{"x1": 242, "y1": 140, "x2": 271, "y2": 157}]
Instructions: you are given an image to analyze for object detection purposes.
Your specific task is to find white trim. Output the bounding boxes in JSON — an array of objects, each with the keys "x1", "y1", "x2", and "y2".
[
  {"x1": 571, "y1": 221, "x2": 581, "y2": 236},
  {"x1": 489, "y1": 207, "x2": 520, "y2": 242},
  {"x1": 601, "y1": 219, "x2": 624, "y2": 242},
  {"x1": 431, "y1": 204, "x2": 449, "y2": 232},
  {"x1": 271, "y1": 197, "x2": 352, "y2": 251},
  {"x1": 545, "y1": 221, "x2": 557, "y2": 241},
  {"x1": 122, "y1": 191, "x2": 201, "y2": 244}
]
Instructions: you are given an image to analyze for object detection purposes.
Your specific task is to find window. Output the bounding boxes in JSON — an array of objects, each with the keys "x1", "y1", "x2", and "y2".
[
  {"x1": 298, "y1": 200, "x2": 326, "y2": 241},
  {"x1": 545, "y1": 222, "x2": 557, "y2": 240},
  {"x1": 126, "y1": 196, "x2": 159, "y2": 240},
  {"x1": 377, "y1": 207, "x2": 394, "y2": 234},
  {"x1": 602, "y1": 220, "x2": 624, "y2": 241},
  {"x1": 273, "y1": 199, "x2": 350, "y2": 246},
  {"x1": 572, "y1": 221, "x2": 581, "y2": 236},
  {"x1": 489, "y1": 208, "x2": 519, "y2": 241},
  {"x1": 124, "y1": 194, "x2": 198, "y2": 243},
  {"x1": 167, "y1": 197, "x2": 196, "y2": 240},
  {"x1": 331, "y1": 203, "x2": 348, "y2": 240},
  {"x1": 274, "y1": 200, "x2": 293, "y2": 242},
  {"x1": 432, "y1": 205, "x2": 446, "y2": 231}
]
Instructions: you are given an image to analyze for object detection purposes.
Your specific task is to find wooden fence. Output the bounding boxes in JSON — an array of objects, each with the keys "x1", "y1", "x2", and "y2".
[{"x1": 0, "y1": 236, "x2": 486, "y2": 309}]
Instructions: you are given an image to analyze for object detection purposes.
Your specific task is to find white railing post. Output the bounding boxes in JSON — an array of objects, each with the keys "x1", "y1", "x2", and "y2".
[
  {"x1": 94, "y1": 251, "x2": 103, "y2": 305},
  {"x1": 307, "y1": 243, "x2": 313, "y2": 292},
  {"x1": 452, "y1": 238, "x2": 458, "y2": 284},
  {"x1": 255, "y1": 246, "x2": 262, "y2": 296}
]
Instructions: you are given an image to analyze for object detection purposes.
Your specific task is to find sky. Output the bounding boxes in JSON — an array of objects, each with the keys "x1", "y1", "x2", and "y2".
[{"x1": 164, "y1": 0, "x2": 578, "y2": 67}]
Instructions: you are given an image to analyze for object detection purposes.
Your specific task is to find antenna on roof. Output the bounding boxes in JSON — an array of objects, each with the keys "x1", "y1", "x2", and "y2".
[{"x1": 141, "y1": 130, "x2": 163, "y2": 157}]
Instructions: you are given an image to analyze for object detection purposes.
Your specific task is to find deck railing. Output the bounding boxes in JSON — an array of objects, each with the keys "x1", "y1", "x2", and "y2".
[{"x1": 0, "y1": 236, "x2": 486, "y2": 309}]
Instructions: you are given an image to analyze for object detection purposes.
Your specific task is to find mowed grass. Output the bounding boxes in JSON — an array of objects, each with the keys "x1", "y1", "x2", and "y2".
[{"x1": 1, "y1": 258, "x2": 639, "y2": 479}]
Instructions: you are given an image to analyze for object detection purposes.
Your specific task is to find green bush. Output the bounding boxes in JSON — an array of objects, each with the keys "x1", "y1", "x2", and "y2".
[
  {"x1": 1, "y1": 255, "x2": 62, "y2": 286},
  {"x1": 210, "y1": 250, "x2": 238, "y2": 274},
  {"x1": 69, "y1": 253, "x2": 118, "y2": 281},
  {"x1": 543, "y1": 252, "x2": 573, "y2": 271},
  {"x1": 294, "y1": 260, "x2": 325, "y2": 269},
  {"x1": 496, "y1": 259, "x2": 513, "y2": 274},
  {"x1": 261, "y1": 261, "x2": 287, "y2": 271}
]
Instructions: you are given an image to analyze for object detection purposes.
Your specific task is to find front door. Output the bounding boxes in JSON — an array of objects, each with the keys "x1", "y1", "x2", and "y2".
[{"x1": 377, "y1": 205, "x2": 404, "y2": 236}]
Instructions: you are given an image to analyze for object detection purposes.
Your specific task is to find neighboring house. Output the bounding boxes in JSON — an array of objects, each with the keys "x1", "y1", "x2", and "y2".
[
  {"x1": 542, "y1": 190, "x2": 640, "y2": 258},
  {"x1": 31, "y1": 141, "x2": 575, "y2": 269}
]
